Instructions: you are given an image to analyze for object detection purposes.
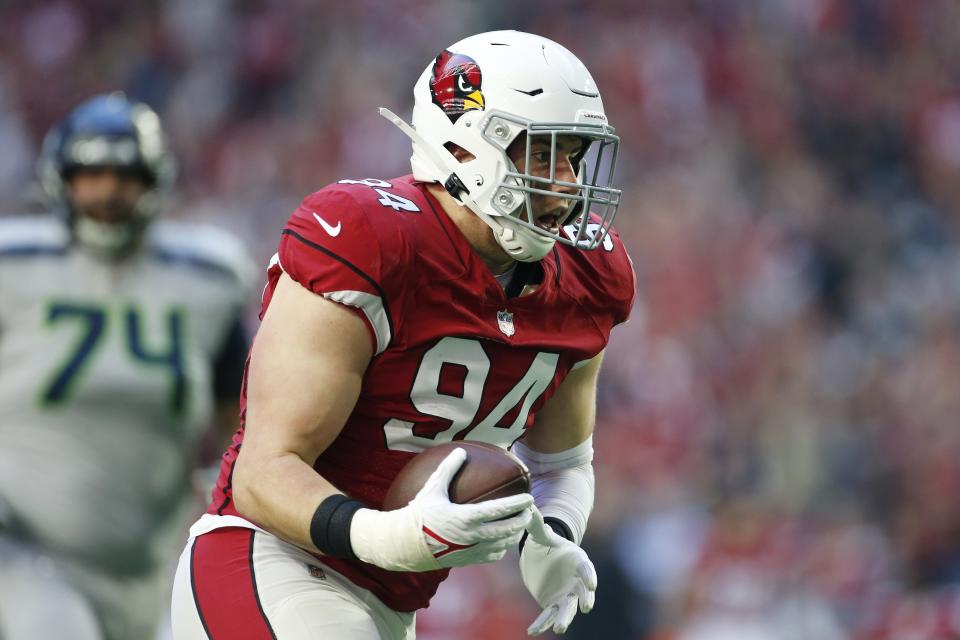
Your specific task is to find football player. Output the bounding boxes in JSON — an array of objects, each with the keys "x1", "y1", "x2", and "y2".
[
  {"x1": 0, "y1": 93, "x2": 254, "y2": 639},
  {"x1": 172, "y1": 30, "x2": 634, "y2": 639}
]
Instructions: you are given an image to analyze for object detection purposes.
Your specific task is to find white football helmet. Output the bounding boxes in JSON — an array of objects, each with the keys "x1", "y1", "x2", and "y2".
[{"x1": 381, "y1": 30, "x2": 621, "y2": 262}]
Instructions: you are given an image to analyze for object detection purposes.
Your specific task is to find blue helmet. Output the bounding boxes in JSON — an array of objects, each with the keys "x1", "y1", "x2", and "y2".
[{"x1": 37, "y1": 93, "x2": 176, "y2": 256}]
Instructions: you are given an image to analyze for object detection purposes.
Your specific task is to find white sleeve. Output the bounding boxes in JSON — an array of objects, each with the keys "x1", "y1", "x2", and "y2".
[{"x1": 511, "y1": 437, "x2": 594, "y2": 545}]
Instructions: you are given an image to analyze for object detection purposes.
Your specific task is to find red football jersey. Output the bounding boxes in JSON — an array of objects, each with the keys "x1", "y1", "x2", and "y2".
[{"x1": 209, "y1": 175, "x2": 635, "y2": 611}]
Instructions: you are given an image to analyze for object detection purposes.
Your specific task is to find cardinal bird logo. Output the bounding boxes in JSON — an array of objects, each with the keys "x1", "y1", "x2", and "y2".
[{"x1": 430, "y1": 50, "x2": 485, "y2": 123}]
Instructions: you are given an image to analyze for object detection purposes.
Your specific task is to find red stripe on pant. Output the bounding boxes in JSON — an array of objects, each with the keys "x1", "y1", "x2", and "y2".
[{"x1": 191, "y1": 528, "x2": 277, "y2": 639}]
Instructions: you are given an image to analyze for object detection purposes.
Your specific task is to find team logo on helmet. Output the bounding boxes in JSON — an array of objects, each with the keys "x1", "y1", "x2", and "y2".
[{"x1": 430, "y1": 50, "x2": 485, "y2": 123}]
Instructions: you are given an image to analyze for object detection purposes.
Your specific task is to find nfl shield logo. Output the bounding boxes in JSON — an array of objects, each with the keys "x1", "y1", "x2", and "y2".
[{"x1": 497, "y1": 310, "x2": 515, "y2": 337}]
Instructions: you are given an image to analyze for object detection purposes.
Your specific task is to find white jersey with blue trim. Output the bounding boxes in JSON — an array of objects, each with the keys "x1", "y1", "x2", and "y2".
[{"x1": 0, "y1": 214, "x2": 254, "y2": 574}]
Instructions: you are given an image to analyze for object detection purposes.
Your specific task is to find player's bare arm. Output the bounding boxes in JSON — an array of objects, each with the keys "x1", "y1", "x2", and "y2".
[
  {"x1": 232, "y1": 272, "x2": 373, "y2": 551},
  {"x1": 524, "y1": 351, "x2": 604, "y2": 453}
]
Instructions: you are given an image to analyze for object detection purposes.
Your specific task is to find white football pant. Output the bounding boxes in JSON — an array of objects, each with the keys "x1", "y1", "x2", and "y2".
[{"x1": 172, "y1": 527, "x2": 416, "y2": 639}]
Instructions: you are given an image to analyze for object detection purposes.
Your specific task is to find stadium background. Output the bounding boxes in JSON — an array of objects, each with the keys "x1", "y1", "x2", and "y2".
[{"x1": 2, "y1": 1, "x2": 960, "y2": 638}]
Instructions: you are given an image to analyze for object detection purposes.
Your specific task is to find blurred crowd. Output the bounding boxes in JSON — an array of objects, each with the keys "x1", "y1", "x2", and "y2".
[{"x1": 3, "y1": 0, "x2": 960, "y2": 638}]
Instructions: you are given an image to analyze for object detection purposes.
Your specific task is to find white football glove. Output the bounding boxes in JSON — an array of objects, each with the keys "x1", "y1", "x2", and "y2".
[
  {"x1": 520, "y1": 507, "x2": 597, "y2": 635},
  {"x1": 350, "y1": 447, "x2": 533, "y2": 572}
]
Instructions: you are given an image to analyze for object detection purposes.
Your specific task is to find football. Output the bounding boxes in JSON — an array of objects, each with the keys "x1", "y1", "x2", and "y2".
[{"x1": 382, "y1": 441, "x2": 531, "y2": 510}]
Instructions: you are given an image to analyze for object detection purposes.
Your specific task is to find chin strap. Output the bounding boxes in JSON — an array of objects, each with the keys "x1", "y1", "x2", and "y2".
[{"x1": 492, "y1": 217, "x2": 556, "y2": 262}]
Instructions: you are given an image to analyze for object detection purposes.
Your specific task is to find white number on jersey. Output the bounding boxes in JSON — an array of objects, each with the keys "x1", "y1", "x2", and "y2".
[
  {"x1": 338, "y1": 178, "x2": 392, "y2": 188},
  {"x1": 338, "y1": 178, "x2": 421, "y2": 213},
  {"x1": 375, "y1": 189, "x2": 420, "y2": 212},
  {"x1": 383, "y1": 337, "x2": 559, "y2": 452},
  {"x1": 563, "y1": 222, "x2": 614, "y2": 251}
]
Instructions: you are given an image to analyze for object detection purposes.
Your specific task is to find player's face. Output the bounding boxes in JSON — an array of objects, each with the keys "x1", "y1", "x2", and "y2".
[
  {"x1": 508, "y1": 134, "x2": 583, "y2": 235},
  {"x1": 68, "y1": 168, "x2": 148, "y2": 225}
]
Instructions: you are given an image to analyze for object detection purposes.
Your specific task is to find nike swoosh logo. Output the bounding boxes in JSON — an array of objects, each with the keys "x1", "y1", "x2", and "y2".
[{"x1": 312, "y1": 212, "x2": 341, "y2": 237}]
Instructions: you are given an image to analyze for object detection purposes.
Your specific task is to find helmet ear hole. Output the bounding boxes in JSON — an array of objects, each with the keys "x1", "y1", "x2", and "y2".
[{"x1": 443, "y1": 142, "x2": 476, "y2": 163}]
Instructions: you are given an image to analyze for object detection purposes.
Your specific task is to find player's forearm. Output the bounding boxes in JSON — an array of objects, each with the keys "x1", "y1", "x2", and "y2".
[
  {"x1": 525, "y1": 352, "x2": 602, "y2": 453},
  {"x1": 513, "y1": 438, "x2": 594, "y2": 544},
  {"x1": 232, "y1": 449, "x2": 342, "y2": 552}
]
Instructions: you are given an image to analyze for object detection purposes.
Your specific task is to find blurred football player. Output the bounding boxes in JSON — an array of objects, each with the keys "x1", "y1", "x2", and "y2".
[
  {"x1": 0, "y1": 93, "x2": 254, "y2": 640},
  {"x1": 172, "y1": 30, "x2": 634, "y2": 639}
]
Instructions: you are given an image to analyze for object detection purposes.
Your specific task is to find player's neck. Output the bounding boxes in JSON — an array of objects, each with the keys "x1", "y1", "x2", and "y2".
[{"x1": 426, "y1": 184, "x2": 515, "y2": 276}]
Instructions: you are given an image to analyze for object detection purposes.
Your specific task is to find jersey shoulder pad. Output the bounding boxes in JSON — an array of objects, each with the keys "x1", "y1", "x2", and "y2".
[
  {"x1": 147, "y1": 221, "x2": 257, "y2": 292},
  {"x1": 558, "y1": 221, "x2": 636, "y2": 327},
  {"x1": 276, "y1": 179, "x2": 421, "y2": 356},
  {"x1": 0, "y1": 215, "x2": 69, "y2": 258},
  {"x1": 278, "y1": 178, "x2": 415, "y2": 296}
]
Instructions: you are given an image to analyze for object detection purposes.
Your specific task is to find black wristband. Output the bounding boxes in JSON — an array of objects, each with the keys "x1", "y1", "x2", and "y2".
[
  {"x1": 519, "y1": 516, "x2": 575, "y2": 554},
  {"x1": 309, "y1": 494, "x2": 364, "y2": 560}
]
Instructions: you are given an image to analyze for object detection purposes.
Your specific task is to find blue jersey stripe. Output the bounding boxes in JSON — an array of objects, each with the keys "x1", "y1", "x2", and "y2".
[
  {"x1": 148, "y1": 248, "x2": 239, "y2": 282},
  {"x1": 0, "y1": 243, "x2": 240, "y2": 285},
  {"x1": 0, "y1": 245, "x2": 68, "y2": 259}
]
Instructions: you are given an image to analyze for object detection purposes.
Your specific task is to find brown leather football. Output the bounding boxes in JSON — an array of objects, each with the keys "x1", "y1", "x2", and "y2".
[{"x1": 382, "y1": 441, "x2": 531, "y2": 510}]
